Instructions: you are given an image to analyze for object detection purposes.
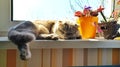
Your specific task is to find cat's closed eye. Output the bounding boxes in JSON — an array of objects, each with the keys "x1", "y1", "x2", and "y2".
[{"x1": 100, "y1": 26, "x2": 108, "y2": 30}]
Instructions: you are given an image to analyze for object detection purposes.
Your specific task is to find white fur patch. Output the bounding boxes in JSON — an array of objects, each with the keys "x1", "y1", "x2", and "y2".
[
  {"x1": 117, "y1": 17, "x2": 120, "y2": 24},
  {"x1": 118, "y1": 28, "x2": 120, "y2": 33}
]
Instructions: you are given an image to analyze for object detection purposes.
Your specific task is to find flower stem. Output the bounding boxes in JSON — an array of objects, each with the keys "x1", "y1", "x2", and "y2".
[{"x1": 100, "y1": 12, "x2": 107, "y2": 22}]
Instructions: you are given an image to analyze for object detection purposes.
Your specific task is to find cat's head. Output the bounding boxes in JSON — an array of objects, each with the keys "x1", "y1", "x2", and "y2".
[
  {"x1": 98, "y1": 21, "x2": 120, "y2": 39},
  {"x1": 55, "y1": 20, "x2": 80, "y2": 39}
]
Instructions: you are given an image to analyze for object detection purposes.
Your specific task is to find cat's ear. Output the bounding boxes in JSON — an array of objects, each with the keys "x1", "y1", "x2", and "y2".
[
  {"x1": 58, "y1": 21, "x2": 62, "y2": 24},
  {"x1": 109, "y1": 21, "x2": 117, "y2": 25},
  {"x1": 112, "y1": 21, "x2": 117, "y2": 24},
  {"x1": 58, "y1": 20, "x2": 62, "y2": 23},
  {"x1": 57, "y1": 20, "x2": 63, "y2": 26},
  {"x1": 64, "y1": 22, "x2": 68, "y2": 25},
  {"x1": 75, "y1": 23, "x2": 80, "y2": 27}
]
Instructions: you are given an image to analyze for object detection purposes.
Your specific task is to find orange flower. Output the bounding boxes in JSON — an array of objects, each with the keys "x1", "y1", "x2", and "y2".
[
  {"x1": 97, "y1": 6, "x2": 104, "y2": 12},
  {"x1": 75, "y1": 11, "x2": 83, "y2": 17}
]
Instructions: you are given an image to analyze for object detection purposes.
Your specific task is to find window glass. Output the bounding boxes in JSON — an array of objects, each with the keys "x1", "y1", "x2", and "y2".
[{"x1": 12, "y1": 0, "x2": 112, "y2": 21}]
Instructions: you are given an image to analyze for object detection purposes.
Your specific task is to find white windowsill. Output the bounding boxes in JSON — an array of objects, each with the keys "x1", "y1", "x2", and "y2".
[{"x1": 0, "y1": 37, "x2": 120, "y2": 49}]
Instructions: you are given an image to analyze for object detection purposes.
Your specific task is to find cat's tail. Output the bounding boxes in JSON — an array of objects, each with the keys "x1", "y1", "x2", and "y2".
[
  {"x1": 17, "y1": 43, "x2": 31, "y2": 60},
  {"x1": 8, "y1": 29, "x2": 36, "y2": 45}
]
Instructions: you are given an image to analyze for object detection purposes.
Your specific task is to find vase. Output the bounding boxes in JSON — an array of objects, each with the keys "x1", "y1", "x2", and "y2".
[{"x1": 77, "y1": 16, "x2": 98, "y2": 39}]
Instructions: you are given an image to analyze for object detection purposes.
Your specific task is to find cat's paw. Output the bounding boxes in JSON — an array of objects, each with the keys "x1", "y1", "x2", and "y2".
[
  {"x1": 51, "y1": 34, "x2": 59, "y2": 40},
  {"x1": 38, "y1": 34, "x2": 59, "y2": 40},
  {"x1": 76, "y1": 36, "x2": 81, "y2": 39},
  {"x1": 45, "y1": 34, "x2": 59, "y2": 40}
]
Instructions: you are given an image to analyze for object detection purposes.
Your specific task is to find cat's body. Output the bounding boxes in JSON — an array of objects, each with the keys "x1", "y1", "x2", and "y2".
[
  {"x1": 8, "y1": 20, "x2": 80, "y2": 60},
  {"x1": 33, "y1": 20, "x2": 80, "y2": 39}
]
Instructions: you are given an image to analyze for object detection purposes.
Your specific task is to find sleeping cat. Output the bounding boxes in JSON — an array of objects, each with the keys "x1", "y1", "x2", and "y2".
[
  {"x1": 8, "y1": 20, "x2": 80, "y2": 60},
  {"x1": 98, "y1": 20, "x2": 120, "y2": 39}
]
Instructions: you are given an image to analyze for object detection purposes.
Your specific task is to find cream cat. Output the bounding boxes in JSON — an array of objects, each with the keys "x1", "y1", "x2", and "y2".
[{"x1": 8, "y1": 20, "x2": 80, "y2": 60}]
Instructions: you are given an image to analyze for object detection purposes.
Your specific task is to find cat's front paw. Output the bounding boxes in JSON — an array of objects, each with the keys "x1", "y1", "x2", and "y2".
[
  {"x1": 76, "y1": 36, "x2": 81, "y2": 39},
  {"x1": 51, "y1": 34, "x2": 59, "y2": 40},
  {"x1": 38, "y1": 34, "x2": 59, "y2": 40},
  {"x1": 45, "y1": 34, "x2": 59, "y2": 40}
]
